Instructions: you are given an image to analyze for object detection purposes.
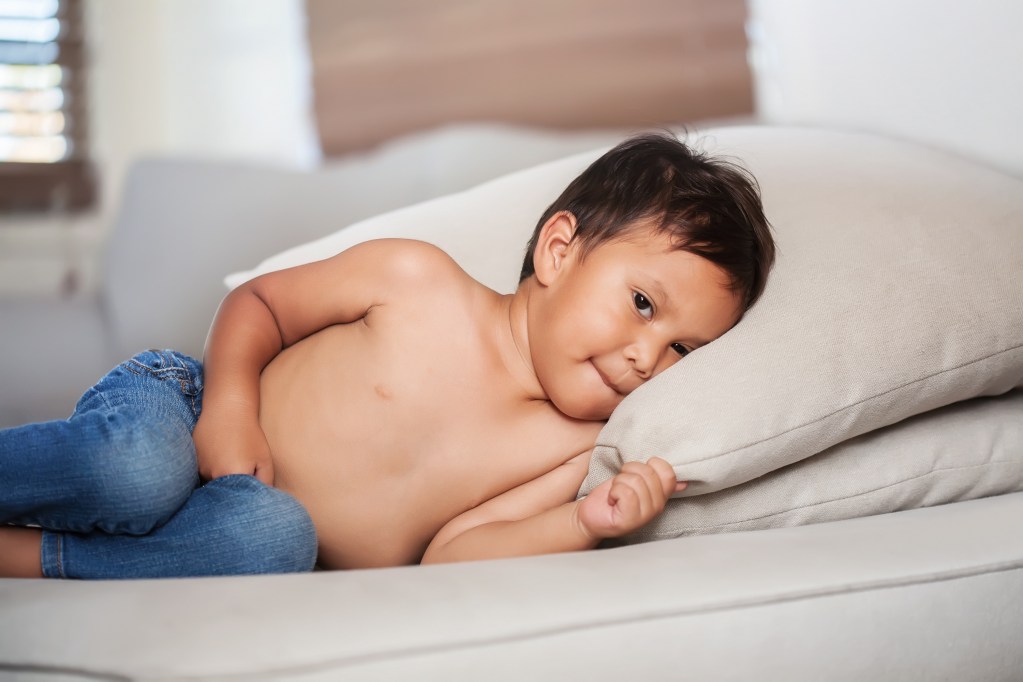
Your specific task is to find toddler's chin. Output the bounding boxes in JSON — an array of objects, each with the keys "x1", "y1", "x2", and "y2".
[{"x1": 551, "y1": 393, "x2": 617, "y2": 422}]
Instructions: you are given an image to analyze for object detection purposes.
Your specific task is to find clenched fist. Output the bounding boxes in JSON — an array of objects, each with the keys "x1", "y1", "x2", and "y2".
[
  {"x1": 576, "y1": 457, "x2": 685, "y2": 539},
  {"x1": 192, "y1": 407, "x2": 275, "y2": 486}
]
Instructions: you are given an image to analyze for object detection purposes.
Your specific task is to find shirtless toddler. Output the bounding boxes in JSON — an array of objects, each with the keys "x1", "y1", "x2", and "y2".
[{"x1": 0, "y1": 133, "x2": 774, "y2": 577}]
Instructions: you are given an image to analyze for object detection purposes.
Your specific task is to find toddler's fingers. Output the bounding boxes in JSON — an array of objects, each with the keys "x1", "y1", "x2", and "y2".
[
  {"x1": 621, "y1": 465, "x2": 666, "y2": 516},
  {"x1": 615, "y1": 470, "x2": 654, "y2": 513},
  {"x1": 609, "y1": 472, "x2": 650, "y2": 505},
  {"x1": 609, "y1": 476, "x2": 642, "y2": 517},
  {"x1": 645, "y1": 457, "x2": 679, "y2": 498}
]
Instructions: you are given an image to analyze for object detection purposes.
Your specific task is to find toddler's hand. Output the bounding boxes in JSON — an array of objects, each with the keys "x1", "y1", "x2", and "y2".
[
  {"x1": 192, "y1": 408, "x2": 275, "y2": 486},
  {"x1": 576, "y1": 457, "x2": 684, "y2": 539}
]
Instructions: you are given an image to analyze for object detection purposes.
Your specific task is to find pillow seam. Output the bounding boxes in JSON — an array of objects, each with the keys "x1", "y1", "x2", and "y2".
[
  {"x1": 623, "y1": 343, "x2": 1023, "y2": 466},
  {"x1": 645, "y1": 458, "x2": 1023, "y2": 538}
]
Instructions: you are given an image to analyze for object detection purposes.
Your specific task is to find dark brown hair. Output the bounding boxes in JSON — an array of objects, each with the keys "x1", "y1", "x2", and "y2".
[{"x1": 519, "y1": 132, "x2": 775, "y2": 310}]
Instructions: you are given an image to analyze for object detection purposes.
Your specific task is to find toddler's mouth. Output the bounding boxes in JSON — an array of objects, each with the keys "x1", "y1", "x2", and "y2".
[{"x1": 592, "y1": 362, "x2": 626, "y2": 396}]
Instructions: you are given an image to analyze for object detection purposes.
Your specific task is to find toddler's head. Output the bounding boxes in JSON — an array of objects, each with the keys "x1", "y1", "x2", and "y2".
[
  {"x1": 519, "y1": 132, "x2": 776, "y2": 420},
  {"x1": 520, "y1": 131, "x2": 775, "y2": 312}
]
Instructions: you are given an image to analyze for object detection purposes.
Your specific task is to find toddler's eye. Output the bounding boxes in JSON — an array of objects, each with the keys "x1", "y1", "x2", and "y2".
[
  {"x1": 633, "y1": 292, "x2": 653, "y2": 320},
  {"x1": 671, "y1": 343, "x2": 690, "y2": 358}
]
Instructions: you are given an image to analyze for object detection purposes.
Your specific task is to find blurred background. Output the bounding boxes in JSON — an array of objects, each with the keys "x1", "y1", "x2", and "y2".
[
  {"x1": 3, "y1": 0, "x2": 1021, "y2": 298},
  {"x1": 0, "y1": 0, "x2": 1020, "y2": 425}
]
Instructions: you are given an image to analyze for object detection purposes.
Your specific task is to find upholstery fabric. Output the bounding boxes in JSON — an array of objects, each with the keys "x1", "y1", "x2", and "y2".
[{"x1": 609, "y1": 389, "x2": 1023, "y2": 543}]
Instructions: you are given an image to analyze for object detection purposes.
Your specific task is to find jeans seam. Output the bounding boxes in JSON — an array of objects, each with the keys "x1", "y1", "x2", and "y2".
[
  {"x1": 74, "y1": 382, "x2": 114, "y2": 417},
  {"x1": 168, "y1": 352, "x2": 193, "y2": 399},
  {"x1": 56, "y1": 532, "x2": 65, "y2": 578},
  {"x1": 125, "y1": 358, "x2": 189, "y2": 380},
  {"x1": 170, "y1": 352, "x2": 203, "y2": 417}
]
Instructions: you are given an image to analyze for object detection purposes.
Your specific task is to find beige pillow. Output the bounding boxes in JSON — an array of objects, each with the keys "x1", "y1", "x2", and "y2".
[
  {"x1": 606, "y1": 390, "x2": 1023, "y2": 544},
  {"x1": 224, "y1": 149, "x2": 597, "y2": 295},
  {"x1": 579, "y1": 127, "x2": 1023, "y2": 503}
]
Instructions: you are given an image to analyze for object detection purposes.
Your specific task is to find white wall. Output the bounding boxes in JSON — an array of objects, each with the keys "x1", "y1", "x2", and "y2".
[
  {"x1": 0, "y1": 0, "x2": 317, "y2": 297},
  {"x1": 748, "y1": 0, "x2": 1023, "y2": 177},
  {"x1": 88, "y1": 0, "x2": 319, "y2": 178}
]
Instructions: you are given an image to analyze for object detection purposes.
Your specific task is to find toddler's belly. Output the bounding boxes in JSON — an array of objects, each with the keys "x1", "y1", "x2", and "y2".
[{"x1": 257, "y1": 324, "x2": 446, "y2": 567}]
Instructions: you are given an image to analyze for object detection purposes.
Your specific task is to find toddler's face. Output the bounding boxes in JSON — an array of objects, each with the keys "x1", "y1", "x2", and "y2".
[{"x1": 531, "y1": 225, "x2": 742, "y2": 420}]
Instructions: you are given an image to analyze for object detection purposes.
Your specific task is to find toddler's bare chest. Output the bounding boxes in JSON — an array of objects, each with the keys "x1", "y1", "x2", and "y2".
[{"x1": 262, "y1": 320, "x2": 594, "y2": 486}]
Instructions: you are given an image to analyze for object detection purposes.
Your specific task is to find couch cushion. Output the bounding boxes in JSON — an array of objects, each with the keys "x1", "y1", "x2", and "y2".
[{"x1": 2, "y1": 492, "x2": 1022, "y2": 679}]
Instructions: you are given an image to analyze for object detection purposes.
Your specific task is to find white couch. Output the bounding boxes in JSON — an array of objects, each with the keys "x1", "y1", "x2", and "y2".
[
  {"x1": 2, "y1": 124, "x2": 1021, "y2": 680},
  {"x1": 2, "y1": 494, "x2": 1020, "y2": 680}
]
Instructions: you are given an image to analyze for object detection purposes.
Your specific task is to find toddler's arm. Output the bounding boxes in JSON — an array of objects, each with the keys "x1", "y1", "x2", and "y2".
[
  {"x1": 421, "y1": 456, "x2": 683, "y2": 564},
  {"x1": 191, "y1": 280, "x2": 284, "y2": 484}
]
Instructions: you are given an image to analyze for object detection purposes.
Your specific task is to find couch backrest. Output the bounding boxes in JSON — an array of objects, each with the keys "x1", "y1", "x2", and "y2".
[{"x1": 100, "y1": 125, "x2": 631, "y2": 361}]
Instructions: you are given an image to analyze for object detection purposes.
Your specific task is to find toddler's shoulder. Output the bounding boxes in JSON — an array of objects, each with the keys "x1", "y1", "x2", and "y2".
[
  {"x1": 365, "y1": 238, "x2": 459, "y2": 275},
  {"x1": 349, "y1": 238, "x2": 472, "y2": 293}
]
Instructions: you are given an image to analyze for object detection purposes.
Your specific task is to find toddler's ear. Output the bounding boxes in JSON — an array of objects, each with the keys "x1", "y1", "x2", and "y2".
[{"x1": 533, "y1": 211, "x2": 578, "y2": 286}]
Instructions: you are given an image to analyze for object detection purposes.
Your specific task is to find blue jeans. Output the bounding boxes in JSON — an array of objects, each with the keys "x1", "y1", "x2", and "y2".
[{"x1": 0, "y1": 350, "x2": 318, "y2": 579}]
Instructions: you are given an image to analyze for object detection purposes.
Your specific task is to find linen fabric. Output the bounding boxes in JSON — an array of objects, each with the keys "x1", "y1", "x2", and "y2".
[{"x1": 606, "y1": 389, "x2": 1023, "y2": 544}]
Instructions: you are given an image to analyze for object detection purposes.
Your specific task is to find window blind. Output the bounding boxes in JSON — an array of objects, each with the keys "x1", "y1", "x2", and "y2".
[{"x1": 0, "y1": 0, "x2": 93, "y2": 211}]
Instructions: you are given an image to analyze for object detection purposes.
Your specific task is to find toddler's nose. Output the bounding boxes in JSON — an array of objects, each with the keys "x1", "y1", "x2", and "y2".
[{"x1": 624, "y1": 339, "x2": 658, "y2": 380}]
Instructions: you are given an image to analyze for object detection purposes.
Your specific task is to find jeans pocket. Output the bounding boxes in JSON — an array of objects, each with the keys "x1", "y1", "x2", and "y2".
[{"x1": 123, "y1": 350, "x2": 204, "y2": 414}]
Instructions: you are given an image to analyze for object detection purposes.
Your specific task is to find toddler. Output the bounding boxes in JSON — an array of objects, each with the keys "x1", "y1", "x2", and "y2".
[{"x1": 0, "y1": 132, "x2": 774, "y2": 578}]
